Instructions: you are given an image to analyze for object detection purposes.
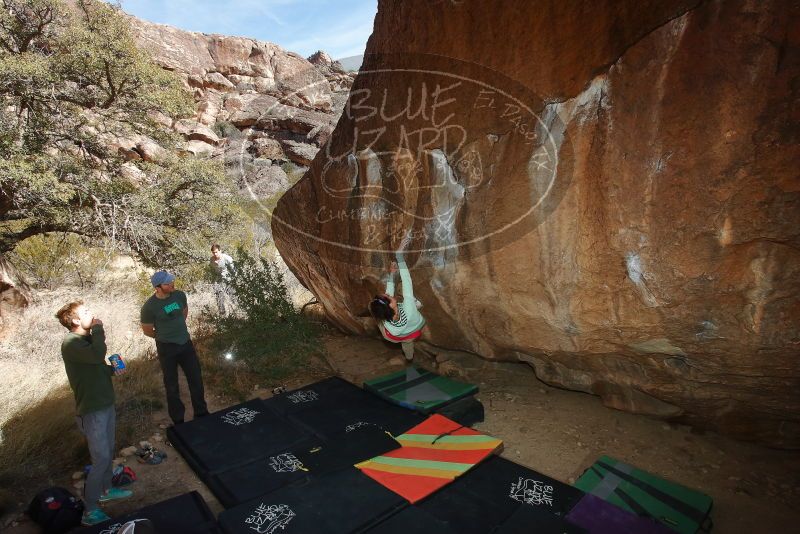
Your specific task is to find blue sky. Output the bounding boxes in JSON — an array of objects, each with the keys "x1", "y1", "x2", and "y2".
[{"x1": 119, "y1": 0, "x2": 377, "y2": 59}]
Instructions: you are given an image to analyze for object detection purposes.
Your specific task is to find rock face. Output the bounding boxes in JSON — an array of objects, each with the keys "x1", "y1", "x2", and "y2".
[
  {"x1": 0, "y1": 12, "x2": 350, "y2": 322},
  {"x1": 127, "y1": 16, "x2": 353, "y2": 200},
  {"x1": 273, "y1": 0, "x2": 800, "y2": 447},
  {"x1": 0, "y1": 257, "x2": 30, "y2": 337},
  {"x1": 307, "y1": 50, "x2": 353, "y2": 92}
]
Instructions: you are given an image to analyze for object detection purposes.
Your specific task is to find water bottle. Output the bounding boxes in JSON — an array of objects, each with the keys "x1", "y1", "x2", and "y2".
[{"x1": 109, "y1": 354, "x2": 126, "y2": 372}]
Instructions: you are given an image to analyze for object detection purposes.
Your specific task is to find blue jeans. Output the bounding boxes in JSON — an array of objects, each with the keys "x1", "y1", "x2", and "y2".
[{"x1": 76, "y1": 405, "x2": 115, "y2": 511}]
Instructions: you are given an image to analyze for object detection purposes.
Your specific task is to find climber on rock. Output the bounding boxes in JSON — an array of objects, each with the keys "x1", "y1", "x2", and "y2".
[{"x1": 370, "y1": 238, "x2": 426, "y2": 363}]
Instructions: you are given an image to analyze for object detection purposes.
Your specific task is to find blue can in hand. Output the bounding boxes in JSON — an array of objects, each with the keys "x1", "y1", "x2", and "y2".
[{"x1": 109, "y1": 354, "x2": 126, "y2": 371}]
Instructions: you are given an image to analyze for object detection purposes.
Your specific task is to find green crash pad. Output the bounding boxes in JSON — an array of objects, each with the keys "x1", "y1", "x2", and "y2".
[
  {"x1": 574, "y1": 455, "x2": 713, "y2": 534},
  {"x1": 364, "y1": 367, "x2": 478, "y2": 414}
]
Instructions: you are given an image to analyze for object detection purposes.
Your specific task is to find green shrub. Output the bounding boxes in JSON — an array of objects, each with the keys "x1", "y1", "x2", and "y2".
[
  {"x1": 205, "y1": 248, "x2": 320, "y2": 385},
  {"x1": 279, "y1": 161, "x2": 307, "y2": 184},
  {"x1": 10, "y1": 233, "x2": 113, "y2": 289},
  {"x1": 280, "y1": 161, "x2": 296, "y2": 174},
  {"x1": 213, "y1": 120, "x2": 243, "y2": 139}
]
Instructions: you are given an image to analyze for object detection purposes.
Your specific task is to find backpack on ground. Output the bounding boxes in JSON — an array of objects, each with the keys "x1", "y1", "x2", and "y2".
[{"x1": 26, "y1": 486, "x2": 84, "y2": 534}]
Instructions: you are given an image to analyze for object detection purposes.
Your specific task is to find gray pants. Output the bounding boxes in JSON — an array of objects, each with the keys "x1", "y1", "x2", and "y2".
[
  {"x1": 76, "y1": 405, "x2": 116, "y2": 511},
  {"x1": 214, "y1": 282, "x2": 236, "y2": 316}
]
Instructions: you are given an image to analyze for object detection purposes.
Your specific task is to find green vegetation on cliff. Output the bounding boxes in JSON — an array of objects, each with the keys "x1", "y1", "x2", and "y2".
[{"x1": 0, "y1": 0, "x2": 240, "y2": 266}]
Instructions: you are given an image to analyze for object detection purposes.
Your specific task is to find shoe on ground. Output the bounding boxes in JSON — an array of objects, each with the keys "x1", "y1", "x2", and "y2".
[
  {"x1": 136, "y1": 446, "x2": 166, "y2": 464},
  {"x1": 82, "y1": 508, "x2": 111, "y2": 526},
  {"x1": 99, "y1": 487, "x2": 133, "y2": 503}
]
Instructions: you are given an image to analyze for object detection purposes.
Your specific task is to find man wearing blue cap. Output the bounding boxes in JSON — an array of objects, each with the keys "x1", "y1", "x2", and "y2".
[{"x1": 140, "y1": 270, "x2": 209, "y2": 425}]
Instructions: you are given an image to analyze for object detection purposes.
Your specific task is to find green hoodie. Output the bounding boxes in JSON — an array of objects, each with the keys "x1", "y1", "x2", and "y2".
[{"x1": 61, "y1": 325, "x2": 114, "y2": 415}]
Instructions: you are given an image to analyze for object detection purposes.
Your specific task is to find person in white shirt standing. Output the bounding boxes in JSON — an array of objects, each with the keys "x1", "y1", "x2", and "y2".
[{"x1": 210, "y1": 244, "x2": 236, "y2": 316}]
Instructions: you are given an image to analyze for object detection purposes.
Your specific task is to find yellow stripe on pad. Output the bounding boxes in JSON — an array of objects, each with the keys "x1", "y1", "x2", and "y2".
[
  {"x1": 396, "y1": 438, "x2": 502, "y2": 451},
  {"x1": 397, "y1": 434, "x2": 501, "y2": 444},
  {"x1": 356, "y1": 460, "x2": 463, "y2": 479},
  {"x1": 364, "y1": 455, "x2": 474, "y2": 472}
]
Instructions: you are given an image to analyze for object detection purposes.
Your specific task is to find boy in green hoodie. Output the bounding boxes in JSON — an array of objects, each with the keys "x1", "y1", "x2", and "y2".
[{"x1": 56, "y1": 301, "x2": 132, "y2": 525}]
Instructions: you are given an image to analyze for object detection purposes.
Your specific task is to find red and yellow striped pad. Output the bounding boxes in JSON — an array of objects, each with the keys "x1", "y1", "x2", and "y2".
[{"x1": 355, "y1": 414, "x2": 503, "y2": 503}]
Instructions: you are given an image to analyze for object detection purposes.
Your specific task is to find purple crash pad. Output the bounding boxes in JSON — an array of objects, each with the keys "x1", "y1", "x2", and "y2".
[{"x1": 565, "y1": 493, "x2": 676, "y2": 534}]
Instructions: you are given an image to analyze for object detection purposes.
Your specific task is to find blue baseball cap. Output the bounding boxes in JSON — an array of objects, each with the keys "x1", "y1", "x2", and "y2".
[{"x1": 151, "y1": 270, "x2": 176, "y2": 287}]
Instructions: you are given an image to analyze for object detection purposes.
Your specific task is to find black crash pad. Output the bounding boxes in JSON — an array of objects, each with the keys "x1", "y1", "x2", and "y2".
[
  {"x1": 417, "y1": 456, "x2": 585, "y2": 534},
  {"x1": 204, "y1": 438, "x2": 316, "y2": 509},
  {"x1": 294, "y1": 424, "x2": 400, "y2": 473},
  {"x1": 492, "y1": 502, "x2": 588, "y2": 534},
  {"x1": 167, "y1": 398, "x2": 311, "y2": 476},
  {"x1": 206, "y1": 425, "x2": 400, "y2": 509},
  {"x1": 263, "y1": 377, "x2": 373, "y2": 417},
  {"x1": 363, "y1": 506, "x2": 459, "y2": 534},
  {"x1": 435, "y1": 395, "x2": 485, "y2": 427},
  {"x1": 218, "y1": 468, "x2": 406, "y2": 534},
  {"x1": 73, "y1": 491, "x2": 218, "y2": 533},
  {"x1": 264, "y1": 377, "x2": 424, "y2": 440}
]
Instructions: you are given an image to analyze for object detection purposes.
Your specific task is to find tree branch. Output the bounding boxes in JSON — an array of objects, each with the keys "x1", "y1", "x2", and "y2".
[
  {"x1": 100, "y1": 60, "x2": 117, "y2": 109},
  {"x1": 0, "y1": 218, "x2": 68, "y2": 253}
]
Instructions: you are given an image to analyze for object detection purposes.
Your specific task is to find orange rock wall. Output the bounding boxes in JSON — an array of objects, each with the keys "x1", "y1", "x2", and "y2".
[{"x1": 274, "y1": 0, "x2": 800, "y2": 447}]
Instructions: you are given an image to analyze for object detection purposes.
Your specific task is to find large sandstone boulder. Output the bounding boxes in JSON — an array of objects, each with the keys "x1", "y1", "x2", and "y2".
[
  {"x1": 135, "y1": 137, "x2": 167, "y2": 163},
  {"x1": 307, "y1": 50, "x2": 345, "y2": 73},
  {"x1": 259, "y1": 106, "x2": 334, "y2": 137},
  {"x1": 105, "y1": 134, "x2": 166, "y2": 162},
  {"x1": 273, "y1": 0, "x2": 800, "y2": 447},
  {"x1": 196, "y1": 91, "x2": 225, "y2": 124}
]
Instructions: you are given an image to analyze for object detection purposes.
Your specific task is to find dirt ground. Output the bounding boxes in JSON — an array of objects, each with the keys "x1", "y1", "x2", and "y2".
[{"x1": 3, "y1": 331, "x2": 799, "y2": 533}]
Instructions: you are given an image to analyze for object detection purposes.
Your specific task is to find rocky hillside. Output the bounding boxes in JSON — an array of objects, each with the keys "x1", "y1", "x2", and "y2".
[
  {"x1": 0, "y1": 7, "x2": 353, "y2": 328},
  {"x1": 127, "y1": 16, "x2": 354, "y2": 204},
  {"x1": 272, "y1": 0, "x2": 800, "y2": 447}
]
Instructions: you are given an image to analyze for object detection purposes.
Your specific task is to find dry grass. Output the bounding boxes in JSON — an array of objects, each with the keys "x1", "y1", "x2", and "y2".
[
  {"x1": 0, "y1": 268, "x2": 161, "y2": 511},
  {"x1": 0, "y1": 274, "x2": 222, "y2": 429},
  {"x1": 0, "y1": 257, "x2": 317, "y2": 513},
  {"x1": 0, "y1": 268, "x2": 215, "y2": 506},
  {"x1": 0, "y1": 283, "x2": 147, "y2": 429},
  {"x1": 0, "y1": 356, "x2": 166, "y2": 512}
]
